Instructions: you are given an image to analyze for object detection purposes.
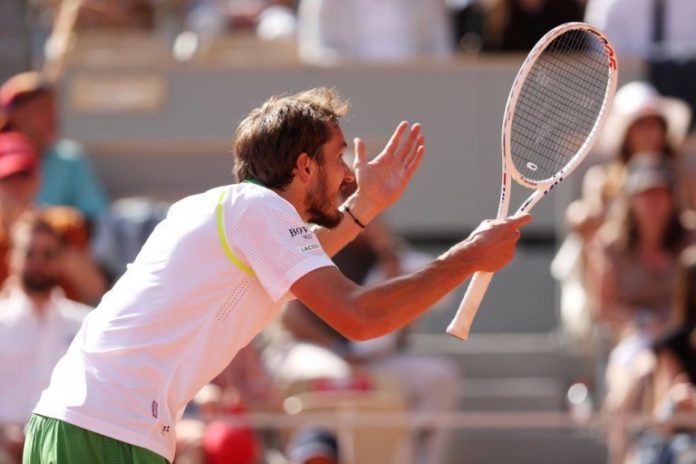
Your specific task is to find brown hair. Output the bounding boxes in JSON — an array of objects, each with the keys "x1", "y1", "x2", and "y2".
[
  {"x1": 11, "y1": 210, "x2": 64, "y2": 250},
  {"x1": 618, "y1": 116, "x2": 674, "y2": 165},
  {"x1": 232, "y1": 88, "x2": 350, "y2": 190},
  {"x1": 675, "y1": 246, "x2": 696, "y2": 326},
  {"x1": 608, "y1": 187, "x2": 688, "y2": 255}
]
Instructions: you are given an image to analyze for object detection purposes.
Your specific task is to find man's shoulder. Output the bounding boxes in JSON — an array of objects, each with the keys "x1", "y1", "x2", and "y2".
[
  {"x1": 227, "y1": 183, "x2": 299, "y2": 215},
  {"x1": 0, "y1": 294, "x2": 19, "y2": 324},
  {"x1": 168, "y1": 183, "x2": 299, "y2": 223}
]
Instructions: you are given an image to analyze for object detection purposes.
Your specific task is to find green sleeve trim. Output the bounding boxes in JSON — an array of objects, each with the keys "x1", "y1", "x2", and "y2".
[{"x1": 216, "y1": 188, "x2": 255, "y2": 276}]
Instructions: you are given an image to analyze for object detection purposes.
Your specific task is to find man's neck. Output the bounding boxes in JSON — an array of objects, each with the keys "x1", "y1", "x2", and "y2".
[{"x1": 273, "y1": 183, "x2": 309, "y2": 222}]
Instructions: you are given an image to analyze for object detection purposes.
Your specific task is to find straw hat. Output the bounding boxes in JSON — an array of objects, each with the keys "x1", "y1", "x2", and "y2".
[{"x1": 595, "y1": 81, "x2": 692, "y2": 157}]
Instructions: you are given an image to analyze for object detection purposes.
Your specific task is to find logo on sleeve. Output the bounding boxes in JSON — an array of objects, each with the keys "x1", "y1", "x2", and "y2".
[
  {"x1": 289, "y1": 226, "x2": 314, "y2": 241},
  {"x1": 299, "y1": 243, "x2": 320, "y2": 253}
]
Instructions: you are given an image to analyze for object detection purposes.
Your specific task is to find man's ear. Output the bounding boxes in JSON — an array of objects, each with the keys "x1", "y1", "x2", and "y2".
[{"x1": 295, "y1": 152, "x2": 314, "y2": 182}]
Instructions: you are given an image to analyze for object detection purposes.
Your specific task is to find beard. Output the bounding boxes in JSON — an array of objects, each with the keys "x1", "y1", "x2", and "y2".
[
  {"x1": 305, "y1": 167, "x2": 343, "y2": 229},
  {"x1": 22, "y1": 272, "x2": 59, "y2": 295}
]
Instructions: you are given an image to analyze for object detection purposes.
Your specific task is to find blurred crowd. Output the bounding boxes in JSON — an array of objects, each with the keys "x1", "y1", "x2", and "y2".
[
  {"x1": 17, "y1": 0, "x2": 696, "y2": 64},
  {"x1": 554, "y1": 80, "x2": 696, "y2": 464},
  {"x1": 22, "y1": 0, "x2": 596, "y2": 67},
  {"x1": 2, "y1": 0, "x2": 696, "y2": 464}
]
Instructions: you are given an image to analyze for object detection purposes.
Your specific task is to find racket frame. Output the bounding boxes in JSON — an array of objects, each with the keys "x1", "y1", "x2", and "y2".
[{"x1": 447, "y1": 22, "x2": 618, "y2": 340}]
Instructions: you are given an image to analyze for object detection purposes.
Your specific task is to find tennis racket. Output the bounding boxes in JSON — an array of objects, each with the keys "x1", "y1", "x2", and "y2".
[{"x1": 447, "y1": 22, "x2": 618, "y2": 340}]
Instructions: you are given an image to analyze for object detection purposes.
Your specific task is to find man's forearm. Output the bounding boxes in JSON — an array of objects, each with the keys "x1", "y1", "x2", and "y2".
[
  {"x1": 294, "y1": 241, "x2": 481, "y2": 342},
  {"x1": 294, "y1": 214, "x2": 530, "y2": 341},
  {"x1": 346, "y1": 246, "x2": 477, "y2": 338}
]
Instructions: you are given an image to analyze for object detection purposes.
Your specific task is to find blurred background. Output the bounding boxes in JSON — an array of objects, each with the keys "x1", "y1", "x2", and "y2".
[{"x1": 2, "y1": 0, "x2": 696, "y2": 463}]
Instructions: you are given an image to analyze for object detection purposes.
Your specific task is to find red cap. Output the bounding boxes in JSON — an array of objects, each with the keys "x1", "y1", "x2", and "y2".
[
  {"x1": 203, "y1": 420, "x2": 259, "y2": 464},
  {"x1": 0, "y1": 72, "x2": 51, "y2": 110},
  {"x1": 0, "y1": 132, "x2": 38, "y2": 178}
]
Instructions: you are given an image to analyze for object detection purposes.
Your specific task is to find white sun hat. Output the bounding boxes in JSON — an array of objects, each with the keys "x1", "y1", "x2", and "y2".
[{"x1": 595, "y1": 81, "x2": 692, "y2": 158}]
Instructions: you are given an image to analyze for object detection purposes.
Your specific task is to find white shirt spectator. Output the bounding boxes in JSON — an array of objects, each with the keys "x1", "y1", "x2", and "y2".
[
  {"x1": 0, "y1": 288, "x2": 89, "y2": 425},
  {"x1": 298, "y1": 0, "x2": 453, "y2": 64},
  {"x1": 585, "y1": 0, "x2": 696, "y2": 59}
]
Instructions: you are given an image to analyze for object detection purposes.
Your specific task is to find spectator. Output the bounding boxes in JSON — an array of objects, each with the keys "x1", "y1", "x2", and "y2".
[
  {"x1": 555, "y1": 83, "x2": 693, "y2": 350},
  {"x1": 0, "y1": 133, "x2": 41, "y2": 242},
  {"x1": 582, "y1": 0, "x2": 612, "y2": 30},
  {"x1": 185, "y1": 0, "x2": 297, "y2": 40},
  {"x1": 602, "y1": 245, "x2": 696, "y2": 464},
  {"x1": 483, "y1": 0, "x2": 583, "y2": 52},
  {"x1": 74, "y1": 0, "x2": 156, "y2": 31},
  {"x1": 0, "y1": 71, "x2": 110, "y2": 228},
  {"x1": 590, "y1": 158, "x2": 695, "y2": 463},
  {"x1": 297, "y1": 0, "x2": 453, "y2": 64},
  {"x1": 589, "y1": 157, "x2": 693, "y2": 342},
  {"x1": 0, "y1": 132, "x2": 106, "y2": 304},
  {"x1": 570, "y1": 82, "x2": 693, "y2": 246},
  {"x1": 286, "y1": 427, "x2": 340, "y2": 464},
  {"x1": 636, "y1": 246, "x2": 696, "y2": 463},
  {"x1": 449, "y1": 0, "x2": 487, "y2": 53},
  {"x1": 584, "y1": 0, "x2": 696, "y2": 60},
  {"x1": 0, "y1": 211, "x2": 92, "y2": 463},
  {"x1": 585, "y1": 0, "x2": 696, "y2": 130}
]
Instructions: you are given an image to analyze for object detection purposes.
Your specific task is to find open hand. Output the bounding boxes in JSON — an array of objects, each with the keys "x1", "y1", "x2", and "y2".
[{"x1": 352, "y1": 121, "x2": 425, "y2": 211}]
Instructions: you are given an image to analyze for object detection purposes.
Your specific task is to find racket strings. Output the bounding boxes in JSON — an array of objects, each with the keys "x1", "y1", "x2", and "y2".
[
  {"x1": 510, "y1": 29, "x2": 611, "y2": 183},
  {"x1": 515, "y1": 32, "x2": 606, "y2": 171}
]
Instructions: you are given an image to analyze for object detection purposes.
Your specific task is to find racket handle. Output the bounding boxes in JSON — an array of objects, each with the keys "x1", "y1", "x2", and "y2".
[{"x1": 446, "y1": 272, "x2": 494, "y2": 340}]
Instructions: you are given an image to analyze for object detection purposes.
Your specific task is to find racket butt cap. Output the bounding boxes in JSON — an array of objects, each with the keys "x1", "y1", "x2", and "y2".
[{"x1": 446, "y1": 326, "x2": 470, "y2": 341}]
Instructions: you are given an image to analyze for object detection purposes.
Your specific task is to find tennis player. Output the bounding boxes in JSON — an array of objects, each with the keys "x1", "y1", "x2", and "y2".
[{"x1": 24, "y1": 88, "x2": 530, "y2": 463}]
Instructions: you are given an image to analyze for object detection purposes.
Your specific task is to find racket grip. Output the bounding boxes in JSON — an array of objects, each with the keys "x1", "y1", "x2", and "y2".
[{"x1": 446, "y1": 272, "x2": 495, "y2": 340}]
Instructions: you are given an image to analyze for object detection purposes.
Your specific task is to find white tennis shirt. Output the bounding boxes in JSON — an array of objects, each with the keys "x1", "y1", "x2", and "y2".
[{"x1": 34, "y1": 183, "x2": 335, "y2": 462}]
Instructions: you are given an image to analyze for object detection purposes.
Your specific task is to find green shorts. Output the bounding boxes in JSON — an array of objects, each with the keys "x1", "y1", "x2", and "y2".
[{"x1": 23, "y1": 415, "x2": 168, "y2": 464}]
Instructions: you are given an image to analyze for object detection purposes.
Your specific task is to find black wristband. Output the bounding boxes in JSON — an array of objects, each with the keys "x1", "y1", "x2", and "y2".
[{"x1": 342, "y1": 205, "x2": 366, "y2": 228}]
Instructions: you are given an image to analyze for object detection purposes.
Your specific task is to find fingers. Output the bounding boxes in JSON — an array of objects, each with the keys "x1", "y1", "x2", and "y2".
[
  {"x1": 505, "y1": 213, "x2": 533, "y2": 228},
  {"x1": 495, "y1": 214, "x2": 532, "y2": 242},
  {"x1": 397, "y1": 123, "x2": 421, "y2": 161},
  {"x1": 403, "y1": 134, "x2": 425, "y2": 171},
  {"x1": 381, "y1": 121, "x2": 422, "y2": 160},
  {"x1": 465, "y1": 219, "x2": 522, "y2": 272},
  {"x1": 383, "y1": 121, "x2": 409, "y2": 157},
  {"x1": 404, "y1": 139, "x2": 426, "y2": 179},
  {"x1": 353, "y1": 137, "x2": 366, "y2": 168},
  {"x1": 475, "y1": 213, "x2": 532, "y2": 235}
]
